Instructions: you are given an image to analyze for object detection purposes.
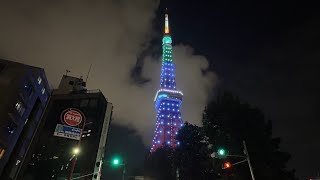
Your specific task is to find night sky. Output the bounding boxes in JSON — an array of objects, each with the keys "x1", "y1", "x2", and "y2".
[
  {"x1": 0, "y1": 0, "x2": 319, "y2": 179},
  {"x1": 155, "y1": 0, "x2": 319, "y2": 178}
]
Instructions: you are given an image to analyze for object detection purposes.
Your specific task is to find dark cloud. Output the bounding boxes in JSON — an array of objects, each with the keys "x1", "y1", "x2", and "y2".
[{"x1": 0, "y1": 0, "x2": 217, "y2": 144}]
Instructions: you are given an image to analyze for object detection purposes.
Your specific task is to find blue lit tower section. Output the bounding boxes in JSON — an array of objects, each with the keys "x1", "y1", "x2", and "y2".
[{"x1": 151, "y1": 13, "x2": 183, "y2": 152}]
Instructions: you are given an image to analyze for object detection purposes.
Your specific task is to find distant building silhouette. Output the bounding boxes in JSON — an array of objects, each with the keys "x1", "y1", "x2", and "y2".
[{"x1": 21, "y1": 75, "x2": 113, "y2": 180}]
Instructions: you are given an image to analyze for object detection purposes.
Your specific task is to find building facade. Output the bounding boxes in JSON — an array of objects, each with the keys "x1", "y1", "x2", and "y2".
[
  {"x1": 0, "y1": 59, "x2": 50, "y2": 179},
  {"x1": 151, "y1": 13, "x2": 184, "y2": 152},
  {"x1": 21, "y1": 75, "x2": 113, "y2": 180}
]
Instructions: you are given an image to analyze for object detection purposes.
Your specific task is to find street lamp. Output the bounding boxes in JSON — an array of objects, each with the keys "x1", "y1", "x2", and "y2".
[
  {"x1": 68, "y1": 146, "x2": 81, "y2": 180},
  {"x1": 68, "y1": 115, "x2": 87, "y2": 180},
  {"x1": 73, "y1": 147, "x2": 80, "y2": 155}
]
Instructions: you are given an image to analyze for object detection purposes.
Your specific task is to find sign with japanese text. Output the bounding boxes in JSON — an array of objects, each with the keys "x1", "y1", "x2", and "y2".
[
  {"x1": 53, "y1": 124, "x2": 82, "y2": 140},
  {"x1": 60, "y1": 108, "x2": 85, "y2": 127}
]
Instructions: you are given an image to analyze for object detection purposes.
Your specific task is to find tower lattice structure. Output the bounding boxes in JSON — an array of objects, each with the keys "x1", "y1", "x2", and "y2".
[{"x1": 151, "y1": 13, "x2": 183, "y2": 152}]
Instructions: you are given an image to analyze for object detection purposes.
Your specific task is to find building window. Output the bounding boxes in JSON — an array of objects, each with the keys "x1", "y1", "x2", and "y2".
[
  {"x1": 37, "y1": 76, "x2": 42, "y2": 84},
  {"x1": 24, "y1": 83, "x2": 33, "y2": 97},
  {"x1": 15, "y1": 101, "x2": 25, "y2": 116},
  {"x1": 7, "y1": 123, "x2": 16, "y2": 134},
  {"x1": 41, "y1": 87, "x2": 45, "y2": 94},
  {"x1": 0, "y1": 148, "x2": 5, "y2": 159},
  {"x1": 15, "y1": 101, "x2": 22, "y2": 111}
]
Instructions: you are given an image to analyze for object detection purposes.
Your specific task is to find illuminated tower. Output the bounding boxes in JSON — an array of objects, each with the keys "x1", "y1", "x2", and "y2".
[{"x1": 151, "y1": 12, "x2": 183, "y2": 152}]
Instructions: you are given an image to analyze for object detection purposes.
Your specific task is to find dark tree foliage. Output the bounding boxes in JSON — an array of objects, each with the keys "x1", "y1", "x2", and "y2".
[
  {"x1": 144, "y1": 145, "x2": 175, "y2": 180},
  {"x1": 144, "y1": 92, "x2": 297, "y2": 180},
  {"x1": 173, "y1": 122, "x2": 216, "y2": 180},
  {"x1": 203, "y1": 92, "x2": 297, "y2": 180}
]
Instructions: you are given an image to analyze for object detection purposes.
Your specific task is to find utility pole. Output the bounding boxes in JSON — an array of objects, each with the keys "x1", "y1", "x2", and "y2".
[
  {"x1": 122, "y1": 163, "x2": 126, "y2": 180},
  {"x1": 243, "y1": 140, "x2": 255, "y2": 180},
  {"x1": 67, "y1": 118, "x2": 87, "y2": 180},
  {"x1": 176, "y1": 168, "x2": 179, "y2": 180}
]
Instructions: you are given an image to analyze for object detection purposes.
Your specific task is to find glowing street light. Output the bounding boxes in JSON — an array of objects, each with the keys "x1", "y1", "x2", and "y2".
[{"x1": 73, "y1": 147, "x2": 80, "y2": 155}]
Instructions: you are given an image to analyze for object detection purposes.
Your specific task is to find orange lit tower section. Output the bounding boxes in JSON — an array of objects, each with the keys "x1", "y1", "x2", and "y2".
[{"x1": 151, "y1": 12, "x2": 184, "y2": 152}]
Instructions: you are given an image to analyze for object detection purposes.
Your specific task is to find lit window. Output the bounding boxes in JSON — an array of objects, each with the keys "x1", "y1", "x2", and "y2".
[
  {"x1": 15, "y1": 101, "x2": 22, "y2": 110},
  {"x1": 15, "y1": 101, "x2": 25, "y2": 115},
  {"x1": 7, "y1": 123, "x2": 15, "y2": 134},
  {"x1": 41, "y1": 87, "x2": 45, "y2": 94},
  {"x1": 37, "y1": 76, "x2": 42, "y2": 84},
  {"x1": 0, "y1": 148, "x2": 5, "y2": 159},
  {"x1": 24, "y1": 83, "x2": 33, "y2": 96}
]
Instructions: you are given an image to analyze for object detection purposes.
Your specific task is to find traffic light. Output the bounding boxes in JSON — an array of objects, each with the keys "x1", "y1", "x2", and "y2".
[
  {"x1": 210, "y1": 148, "x2": 228, "y2": 159},
  {"x1": 217, "y1": 148, "x2": 226, "y2": 156},
  {"x1": 111, "y1": 157, "x2": 121, "y2": 166},
  {"x1": 223, "y1": 162, "x2": 232, "y2": 169},
  {"x1": 113, "y1": 158, "x2": 119, "y2": 165}
]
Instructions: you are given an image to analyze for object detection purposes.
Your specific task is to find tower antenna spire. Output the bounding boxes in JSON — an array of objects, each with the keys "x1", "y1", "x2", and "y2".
[{"x1": 164, "y1": 9, "x2": 170, "y2": 34}]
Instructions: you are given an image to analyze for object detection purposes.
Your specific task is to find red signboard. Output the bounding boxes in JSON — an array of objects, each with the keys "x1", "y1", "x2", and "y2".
[{"x1": 60, "y1": 108, "x2": 85, "y2": 127}]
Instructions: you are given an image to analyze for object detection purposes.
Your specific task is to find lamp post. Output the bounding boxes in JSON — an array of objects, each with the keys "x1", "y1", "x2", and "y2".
[
  {"x1": 243, "y1": 140, "x2": 255, "y2": 180},
  {"x1": 122, "y1": 163, "x2": 126, "y2": 180},
  {"x1": 67, "y1": 117, "x2": 86, "y2": 180},
  {"x1": 68, "y1": 147, "x2": 80, "y2": 180}
]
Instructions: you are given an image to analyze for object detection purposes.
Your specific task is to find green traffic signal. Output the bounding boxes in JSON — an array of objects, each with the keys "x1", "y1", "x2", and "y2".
[
  {"x1": 111, "y1": 157, "x2": 121, "y2": 166},
  {"x1": 113, "y1": 159, "x2": 119, "y2": 165},
  {"x1": 217, "y1": 148, "x2": 226, "y2": 156}
]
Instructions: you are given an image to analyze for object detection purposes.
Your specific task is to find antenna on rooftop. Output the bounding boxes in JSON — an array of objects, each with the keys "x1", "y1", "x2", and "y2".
[{"x1": 85, "y1": 64, "x2": 92, "y2": 83}]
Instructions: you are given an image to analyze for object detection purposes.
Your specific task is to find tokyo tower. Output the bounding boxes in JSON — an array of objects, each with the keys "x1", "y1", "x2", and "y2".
[{"x1": 151, "y1": 12, "x2": 183, "y2": 152}]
